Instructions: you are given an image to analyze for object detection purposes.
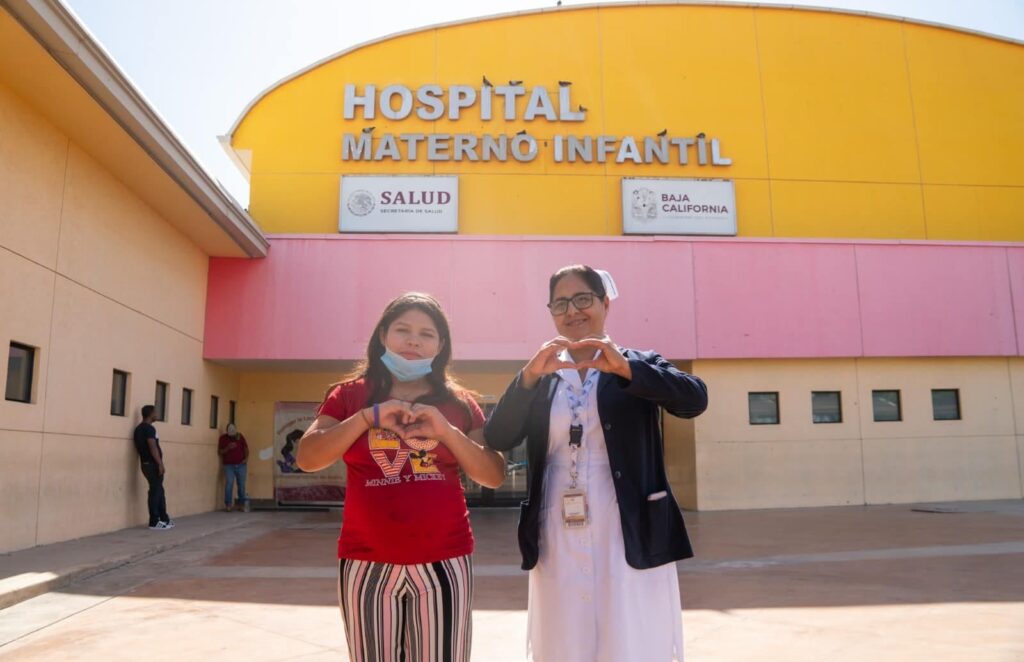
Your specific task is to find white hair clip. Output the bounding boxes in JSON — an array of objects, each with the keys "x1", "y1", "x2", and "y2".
[{"x1": 595, "y1": 269, "x2": 619, "y2": 300}]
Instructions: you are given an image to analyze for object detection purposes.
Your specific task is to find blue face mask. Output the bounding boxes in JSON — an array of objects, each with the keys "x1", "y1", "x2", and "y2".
[{"x1": 381, "y1": 349, "x2": 435, "y2": 382}]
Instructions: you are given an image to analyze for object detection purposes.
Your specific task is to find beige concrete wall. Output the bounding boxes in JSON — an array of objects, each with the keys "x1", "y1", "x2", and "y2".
[
  {"x1": 693, "y1": 358, "x2": 866, "y2": 510},
  {"x1": 0, "y1": 82, "x2": 239, "y2": 552},
  {"x1": 1009, "y1": 359, "x2": 1024, "y2": 499},
  {"x1": 0, "y1": 83, "x2": 67, "y2": 269},
  {"x1": 57, "y1": 143, "x2": 208, "y2": 340},
  {"x1": 234, "y1": 362, "x2": 708, "y2": 510},
  {"x1": 663, "y1": 361, "x2": 698, "y2": 510},
  {"x1": 856, "y1": 357, "x2": 1020, "y2": 505},
  {"x1": 236, "y1": 371, "x2": 340, "y2": 500},
  {"x1": 693, "y1": 357, "x2": 1024, "y2": 510},
  {"x1": 0, "y1": 430, "x2": 44, "y2": 552},
  {"x1": 664, "y1": 411, "x2": 698, "y2": 510},
  {"x1": 236, "y1": 366, "x2": 521, "y2": 500},
  {"x1": 191, "y1": 356, "x2": 1024, "y2": 513}
]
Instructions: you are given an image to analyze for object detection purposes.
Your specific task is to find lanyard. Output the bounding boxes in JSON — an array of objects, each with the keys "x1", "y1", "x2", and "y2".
[{"x1": 564, "y1": 367, "x2": 598, "y2": 490}]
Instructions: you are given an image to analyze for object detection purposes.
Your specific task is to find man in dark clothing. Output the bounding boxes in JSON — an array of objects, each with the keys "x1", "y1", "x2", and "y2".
[{"x1": 134, "y1": 405, "x2": 173, "y2": 530}]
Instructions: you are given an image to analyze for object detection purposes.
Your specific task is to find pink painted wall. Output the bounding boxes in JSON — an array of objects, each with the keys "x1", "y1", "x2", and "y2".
[{"x1": 205, "y1": 236, "x2": 1024, "y2": 361}]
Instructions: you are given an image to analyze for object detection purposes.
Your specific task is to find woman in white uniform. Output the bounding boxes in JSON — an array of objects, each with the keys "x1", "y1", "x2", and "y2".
[{"x1": 484, "y1": 265, "x2": 708, "y2": 661}]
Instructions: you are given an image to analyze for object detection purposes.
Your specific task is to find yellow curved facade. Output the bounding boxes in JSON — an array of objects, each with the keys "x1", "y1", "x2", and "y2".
[{"x1": 228, "y1": 4, "x2": 1024, "y2": 239}]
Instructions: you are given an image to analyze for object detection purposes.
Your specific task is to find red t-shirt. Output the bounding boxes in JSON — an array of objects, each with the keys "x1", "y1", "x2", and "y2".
[
  {"x1": 218, "y1": 434, "x2": 248, "y2": 465},
  {"x1": 317, "y1": 379, "x2": 485, "y2": 564}
]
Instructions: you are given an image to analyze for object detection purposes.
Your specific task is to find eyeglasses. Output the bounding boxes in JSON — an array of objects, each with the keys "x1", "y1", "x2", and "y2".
[{"x1": 547, "y1": 292, "x2": 596, "y2": 316}]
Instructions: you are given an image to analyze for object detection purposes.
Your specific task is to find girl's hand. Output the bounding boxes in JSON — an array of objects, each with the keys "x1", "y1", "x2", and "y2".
[
  {"x1": 403, "y1": 403, "x2": 453, "y2": 441},
  {"x1": 372, "y1": 399, "x2": 415, "y2": 437}
]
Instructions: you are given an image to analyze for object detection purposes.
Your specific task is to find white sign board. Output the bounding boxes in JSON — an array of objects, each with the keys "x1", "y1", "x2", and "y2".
[
  {"x1": 339, "y1": 175, "x2": 458, "y2": 233},
  {"x1": 622, "y1": 178, "x2": 736, "y2": 235}
]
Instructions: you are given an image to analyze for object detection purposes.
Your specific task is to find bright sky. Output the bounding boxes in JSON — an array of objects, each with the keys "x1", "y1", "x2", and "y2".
[{"x1": 63, "y1": 0, "x2": 1024, "y2": 206}]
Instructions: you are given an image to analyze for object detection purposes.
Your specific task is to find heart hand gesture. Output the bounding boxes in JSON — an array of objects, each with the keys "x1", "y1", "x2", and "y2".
[
  {"x1": 572, "y1": 335, "x2": 631, "y2": 380},
  {"x1": 522, "y1": 337, "x2": 576, "y2": 388},
  {"x1": 374, "y1": 399, "x2": 415, "y2": 438},
  {"x1": 522, "y1": 336, "x2": 631, "y2": 387},
  {"x1": 402, "y1": 403, "x2": 452, "y2": 442}
]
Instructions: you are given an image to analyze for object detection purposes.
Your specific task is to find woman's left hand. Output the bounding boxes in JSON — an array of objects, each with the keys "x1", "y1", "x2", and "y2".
[
  {"x1": 574, "y1": 335, "x2": 632, "y2": 381},
  {"x1": 404, "y1": 403, "x2": 454, "y2": 441}
]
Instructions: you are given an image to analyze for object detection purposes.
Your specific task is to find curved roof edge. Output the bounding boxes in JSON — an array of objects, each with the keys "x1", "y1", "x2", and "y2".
[
  {"x1": 4, "y1": 0, "x2": 269, "y2": 257},
  {"x1": 223, "y1": 0, "x2": 1024, "y2": 142}
]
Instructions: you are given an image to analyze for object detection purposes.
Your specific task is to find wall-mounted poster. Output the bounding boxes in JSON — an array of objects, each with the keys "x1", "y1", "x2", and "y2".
[{"x1": 274, "y1": 401, "x2": 345, "y2": 505}]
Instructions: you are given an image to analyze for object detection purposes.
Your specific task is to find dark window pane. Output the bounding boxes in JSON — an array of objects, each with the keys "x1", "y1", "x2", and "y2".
[
  {"x1": 229, "y1": 400, "x2": 236, "y2": 425},
  {"x1": 932, "y1": 389, "x2": 961, "y2": 421},
  {"x1": 155, "y1": 381, "x2": 168, "y2": 421},
  {"x1": 812, "y1": 391, "x2": 842, "y2": 424},
  {"x1": 111, "y1": 370, "x2": 128, "y2": 416},
  {"x1": 181, "y1": 388, "x2": 193, "y2": 425},
  {"x1": 5, "y1": 343, "x2": 34, "y2": 403},
  {"x1": 748, "y1": 392, "x2": 779, "y2": 425},
  {"x1": 210, "y1": 395, "x2": 219, "y2": 429},
  {"x1": 872, "y1": 390, "x2": 901, "y2": 422}
]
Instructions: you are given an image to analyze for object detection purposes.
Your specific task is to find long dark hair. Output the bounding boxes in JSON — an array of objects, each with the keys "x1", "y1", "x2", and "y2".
[
  {"x1": 328, "y1": 292, "x2": 475, "y2": 413},
  {"x1": 549, "y1": 264, "x2": 607, "y2": 302}
]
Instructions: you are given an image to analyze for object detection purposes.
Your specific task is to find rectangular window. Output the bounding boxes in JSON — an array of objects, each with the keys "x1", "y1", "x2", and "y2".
[
  {"x1": 229, "y1": 400, "x2": 236, "y2": 425},
  {"x1": 748, "y1": 392, "x2": 780, "y2": 425},
  {"x1": 811, "y1": 391, "x2": 842, "y2": 424},
  {"x1": 111, "y1": 370, "x2": 129, "y2": 416},
  {"x1": 872, "y1": 390, "x2": 902, "y2": 422},
  {"x1": 154, "y1": 381, "x2": 168, "y2": 422},
  {"x1": 210, "y1": 395, "x2": 219, "y2": 429},
  {"x1": 5, "y1": 342, "x2": 35, "y2": 403},
  {"x1": 932, "y1": 389, "x2": 961, "y2": 421},
  {"x1": 181, "y1": 388, "x2": 193, "y2": 425}
]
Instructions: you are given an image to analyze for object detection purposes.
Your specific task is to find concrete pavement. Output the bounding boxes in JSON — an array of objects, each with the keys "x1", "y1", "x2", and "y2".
[{"x1": 1, "y1": 501, "x2": 1023, "y2": 660}]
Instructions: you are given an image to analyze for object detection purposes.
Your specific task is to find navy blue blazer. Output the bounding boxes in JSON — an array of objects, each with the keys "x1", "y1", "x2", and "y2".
[{"x1": 484, "y1": 348, "x2": 708, "y2": 570}]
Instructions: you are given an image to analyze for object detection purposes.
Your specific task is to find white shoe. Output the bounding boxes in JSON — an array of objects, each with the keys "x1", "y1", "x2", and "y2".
[{"x1": 149, "y1": 521, "x2": 171, "y2": 530}]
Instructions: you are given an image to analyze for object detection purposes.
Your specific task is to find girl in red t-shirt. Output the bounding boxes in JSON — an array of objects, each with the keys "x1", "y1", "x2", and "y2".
[{"x1": 296, "y1": 292, "x2": 505, "y2": 662}]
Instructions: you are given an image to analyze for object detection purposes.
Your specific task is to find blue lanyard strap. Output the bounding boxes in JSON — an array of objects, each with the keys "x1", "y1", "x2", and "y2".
[{"x1": 564, "y1": 368, "x2": 598, "y2": 447}]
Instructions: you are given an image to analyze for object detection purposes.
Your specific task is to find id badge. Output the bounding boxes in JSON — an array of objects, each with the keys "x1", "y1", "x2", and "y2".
[{"x1": 561, "y1": 489, "x2": 589, "y2": 528}]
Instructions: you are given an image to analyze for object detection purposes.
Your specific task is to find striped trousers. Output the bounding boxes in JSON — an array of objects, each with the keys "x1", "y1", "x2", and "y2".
[{"x1": 338, "y1": 555, "x2": 473, "y2": 662}]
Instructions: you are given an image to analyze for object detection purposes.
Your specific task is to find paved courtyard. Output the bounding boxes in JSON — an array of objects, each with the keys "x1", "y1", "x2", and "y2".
[{"x1": 1, "y1": 501, "x2": 1023, "y2": 661}]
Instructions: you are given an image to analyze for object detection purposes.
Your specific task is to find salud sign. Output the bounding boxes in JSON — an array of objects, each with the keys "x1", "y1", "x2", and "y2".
[
  {"x1": 622, "y1": 178, "x2": 736, "y2": 236},
  {"x1": 340, "y1": 175, "x2": 458, "y2": 233}
]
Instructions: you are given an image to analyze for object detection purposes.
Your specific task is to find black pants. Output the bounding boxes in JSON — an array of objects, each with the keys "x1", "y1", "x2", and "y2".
[{"x1": 141, "y1": 462, "x2": 169, "y2": 526}]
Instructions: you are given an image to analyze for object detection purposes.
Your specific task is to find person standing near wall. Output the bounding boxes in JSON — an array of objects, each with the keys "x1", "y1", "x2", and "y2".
[
  {"x1": 485, "y1": 265, "x2": 708, "y2": 661},
  {"x1": 296, "y1": 292, "x2": 506, "y2": 662},
  {"x1": 134, "y1": 405, "x2": 173, "y2": 530},
  {"x1": 218, "y1": 423, "x2": 249, "y2": 511}
]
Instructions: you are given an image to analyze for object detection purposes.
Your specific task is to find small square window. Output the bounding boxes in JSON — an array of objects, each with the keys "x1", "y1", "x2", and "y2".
[
  {"x1": 210, "y1": 395, "x2": 219, "y2": 429},
  {"x1": 5, "y1": 342, "x2": 35, "y2": 403},
  {"x1": 812, "y1": 391, "x2": 842, "y2": 424},
  {"x1": 872, "y1": 390, "x2": 901, "y2": 422},
  {"x1": 111, "y1": 370, "x2": 129, "y2": 416},
  {"x1": 748, "y1": 392, "x2": 779, "y2": 425},
  {"x1": 932, "y1": 389, "x2": 961, "y2": 421},
  {"x1": 229, "y1": 400, "x2": 236, "y2": 425},
  {"x1": 181, "y1": 388, "x2": 193, "y2": 425},
  {"x1": 154, "y1": 381, "x2": 168, "y2": 422}
]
